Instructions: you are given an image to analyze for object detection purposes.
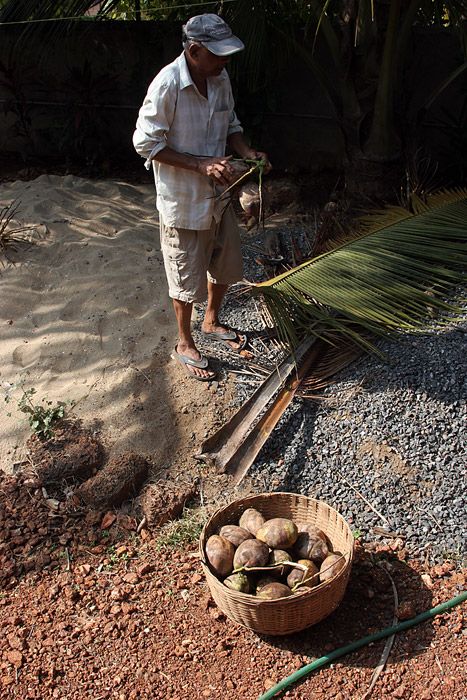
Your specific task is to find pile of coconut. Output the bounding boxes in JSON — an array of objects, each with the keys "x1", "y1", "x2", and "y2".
[{"x1": 204, "y1": 507, "x2": 345, "y2": 600}]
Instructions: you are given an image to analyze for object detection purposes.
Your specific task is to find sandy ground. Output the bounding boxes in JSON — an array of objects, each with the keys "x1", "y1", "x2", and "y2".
[{"x1": 0, "y1": 175, "x2": 233, "y2": 474}]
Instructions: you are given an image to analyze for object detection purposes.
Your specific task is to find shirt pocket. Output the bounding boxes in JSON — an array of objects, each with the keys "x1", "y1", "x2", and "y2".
[
  {"x1": 208, "y1": 109, "x2": 230, "y2": 152},
  {"x1": 160, "y1": 226, "x2": 191, "y2": 289}
]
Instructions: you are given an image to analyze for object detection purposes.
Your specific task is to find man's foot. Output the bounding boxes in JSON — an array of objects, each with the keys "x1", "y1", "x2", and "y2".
[
  {"x1": 201, "y1": 324, "x2": 247, "y2": 352},
  {"x1": 172, "y1": 342, "x2": 216, "y2": 381}
]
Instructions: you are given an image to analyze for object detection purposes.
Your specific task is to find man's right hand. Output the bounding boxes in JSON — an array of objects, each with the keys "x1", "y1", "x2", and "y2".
[{"x1": 196, "y1": 156, "x2": 235, "y2": 186}]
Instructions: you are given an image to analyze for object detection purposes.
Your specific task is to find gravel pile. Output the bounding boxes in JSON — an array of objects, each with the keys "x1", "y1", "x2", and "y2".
[
  {"x1": 250, "y1": 328, "x2": 466, "y2": 564},
  {"x1": 210, "y1": 222, "x2": 467, "y2": 564}
]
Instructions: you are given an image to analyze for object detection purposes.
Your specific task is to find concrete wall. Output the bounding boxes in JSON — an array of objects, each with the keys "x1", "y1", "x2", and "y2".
[
  {"x1": 0, "y1": 22, "x2": 178, "y2": 166},
  {"x1": 0, "y1": 20, "x2": 345, "y2": 171},
  {"x1": 0, "y1": 20, "x2": 464, "y2": 180}
]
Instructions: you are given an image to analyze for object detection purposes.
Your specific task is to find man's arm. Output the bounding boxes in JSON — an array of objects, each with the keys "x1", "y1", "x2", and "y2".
[
  {"x1": 133, "y1": 79, "x2": 175, "y2": 164},
  {"x1": 152, "y1": 147, "x2": 235, "y2": 187},
  {"x1": 134, "y1": 78, "x2": 234, "y2": 185}
]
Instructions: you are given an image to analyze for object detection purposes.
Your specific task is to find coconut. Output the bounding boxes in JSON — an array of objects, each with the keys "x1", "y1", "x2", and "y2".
[
  {"x1": 256, "y1": 518, "x2": 298, "y2": 549},
  {"x1": 205, "y1": 535, "x2": 234, "y2": 578},
  {"x1": 320, "y1": 553, "x2": 345, "y2": 582},
  {"x1": 219, "y1": 524, "x2": 253, "y2": 548},
  {"x1": 239, "y1": 508, "x2": 265, "y2": 536},
  {"x1": 268, "y1": 549, "x2": 292, "y2": 577},
  {"x1": 255, "y1": 575, "x2": 278, "y2": 593},
  {"x1": 287, "y1": 559, "x2": 319, "y2": 590},
  {"x1": 309, "y1": 538, "x2": 329, "y2": 565},
  {"x1": 233, "y1": 539, "x2": 269, "y2": 569},
  {"x1": 295, "y1": 523, "x2": 327, "y2": 542},
  {"x1": 295, "y1": 532, "x2": 318, "y2": 559},
  {"x1": 256, "y1": 582, "x2": 292, "y2": 600},
  {"x1": 223, "y1": 572, "x2": 252, "y2": 593}
]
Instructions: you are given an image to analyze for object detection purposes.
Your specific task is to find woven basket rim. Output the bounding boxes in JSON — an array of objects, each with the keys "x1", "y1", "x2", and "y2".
[
  {"x1": 200, "y1": 491, "x2": 352, "y2": 533},
  {"x1": 199, "y1": 492, "x2": 354, "y2": 604}
]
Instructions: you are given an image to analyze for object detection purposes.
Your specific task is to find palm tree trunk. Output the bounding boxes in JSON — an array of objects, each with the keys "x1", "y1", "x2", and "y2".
[
  {"x1": 364, "y1": 0, "x2": 402, "y2": 160},
  {"x1": 344, "y1": 151, "x2": 404, "y2": 200}
]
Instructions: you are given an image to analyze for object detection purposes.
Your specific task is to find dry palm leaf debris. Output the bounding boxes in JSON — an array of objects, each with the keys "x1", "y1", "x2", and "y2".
[{"x1": 0, "y1": 201, "x2": 39, "y2": 261}]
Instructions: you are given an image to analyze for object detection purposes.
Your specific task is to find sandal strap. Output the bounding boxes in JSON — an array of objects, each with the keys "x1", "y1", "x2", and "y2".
[
  {"x1": 202, "y1": 329, "x2": 238, "y2": 341},
  {"x1": 176, "y1": 351, "x2": 208, "y2": 369}
]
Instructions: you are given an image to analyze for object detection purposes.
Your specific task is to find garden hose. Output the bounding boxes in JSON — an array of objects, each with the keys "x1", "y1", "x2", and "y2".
[{"x1": 258, "y1": 590, "x2": 467, "y2": 700}]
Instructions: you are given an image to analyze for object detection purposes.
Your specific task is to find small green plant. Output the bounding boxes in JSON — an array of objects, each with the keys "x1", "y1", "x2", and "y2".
[
  {"x1": 3, "y1": 376, "x2": 73, "y2": 439},
  {"x1": 103, "y1": 544, "x2": 130, "y2": 570},
  {"x1": 156, "y1": 507, "x2": 207, "y2": 550},
  {"x1": 353, "y1": 528, "x2": 363, "y2": 540},
  {"x1": 104, "y1": 546, "x2": 119, "y2": 569}
]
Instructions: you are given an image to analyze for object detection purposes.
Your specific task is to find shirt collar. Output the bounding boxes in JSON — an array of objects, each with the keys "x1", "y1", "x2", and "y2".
[
  {"x1": 177, "y1": 51, "x2": 228, "y2": 89},
  {"x1": 178, "y1": 52, "x2": 194, "y2": 89}
]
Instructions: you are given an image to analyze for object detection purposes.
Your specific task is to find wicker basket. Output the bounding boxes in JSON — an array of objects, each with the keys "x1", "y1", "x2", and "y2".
[{"x1": 199, "y1": 492, "x2": 354, "y2": 636}]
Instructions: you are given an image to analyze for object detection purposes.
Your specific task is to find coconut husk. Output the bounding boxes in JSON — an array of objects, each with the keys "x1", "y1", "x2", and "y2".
[
  {"x1": 138, "y1": 481, "x2": 198, "y2": 529},
  {"x1": 27, "y1": 422, "x2": 104, "y2": 485},
  {"x1": 238, "y1": 182, "x2": 261, "y2": 215},
  {"x1": 263, "y1": 178, "x2": 300, "y2": 211},
  {"x1": 76, "y1": 452, "x2": 149, "y2": 508}
]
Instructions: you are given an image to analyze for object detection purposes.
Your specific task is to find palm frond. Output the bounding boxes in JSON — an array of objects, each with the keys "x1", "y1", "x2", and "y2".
[
  {"x1": 253, "y1": 188, "x2": 467, "y2": 351},
  {"x1": 0, "y1": 0, "x2": 95, "y2": 21}
]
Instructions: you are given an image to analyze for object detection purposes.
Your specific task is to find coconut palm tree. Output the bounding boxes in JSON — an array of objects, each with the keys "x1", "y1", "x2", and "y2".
[{"x1": 223, "y1": 0, "x2": 467, "y2": 198}]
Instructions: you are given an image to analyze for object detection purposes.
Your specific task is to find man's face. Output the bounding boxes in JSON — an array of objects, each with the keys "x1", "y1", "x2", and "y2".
[{"x1": 188, "y1": 44, "x2": 230, "y2": 77}]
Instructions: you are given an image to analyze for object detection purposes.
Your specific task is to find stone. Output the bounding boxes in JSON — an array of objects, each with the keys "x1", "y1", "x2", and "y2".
[
  {"x1": 137, "y1": 563, "x2": 152, "y2": 576},
  {"x1": 6, "y1": 650, "x2": 23, "y2": 667},
  {"x1": 101, "y1": 512, "x2": 117, "y2": 530},
  {"x1": 397, "y1": 601, "x2": 416, "y2": 620}
]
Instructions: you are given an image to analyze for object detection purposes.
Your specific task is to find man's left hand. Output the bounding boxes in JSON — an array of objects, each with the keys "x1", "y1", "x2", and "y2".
[{"x1": 246, "y1": 149, "x2": 272, "y2": 174}]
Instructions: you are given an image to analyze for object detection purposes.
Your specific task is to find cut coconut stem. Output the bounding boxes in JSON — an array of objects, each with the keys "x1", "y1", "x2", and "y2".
[
  {"x1": 234, "y1": 561, "x2": 308, "y2": 575},
  {"x1": 292, "y1": 553, "x2": 348, "y2": 592},
  {"x1": 214, "y1": 158, "x2": 267, "y2": 200}
]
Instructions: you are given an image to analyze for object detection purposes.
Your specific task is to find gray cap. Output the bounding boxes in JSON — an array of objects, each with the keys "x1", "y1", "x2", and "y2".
[{"x1": 183, "y1": 13, "x2": 244, "y2": 57}]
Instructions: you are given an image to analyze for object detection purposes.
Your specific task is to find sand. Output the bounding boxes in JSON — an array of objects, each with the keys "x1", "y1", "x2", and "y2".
[{"x1": 0, "y1": 174, "x2": 185, "y2": 469}]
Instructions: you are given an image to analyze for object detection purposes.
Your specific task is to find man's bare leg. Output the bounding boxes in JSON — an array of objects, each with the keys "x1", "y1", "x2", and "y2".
[
  {"x1": 173, "y1": 298, "x2": 214, "y2": 379},
  {"x1": 201, "y1": 282, "x2": 245, "y2": 350}
]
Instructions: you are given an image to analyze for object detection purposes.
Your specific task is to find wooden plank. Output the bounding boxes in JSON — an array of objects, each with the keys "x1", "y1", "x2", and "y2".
[
  {"x1": 196, "y1": 335, "x2": 317, "y2": 472},
  {"x1": 225, "y1": 341, "x2": 323, "y2": 484}
]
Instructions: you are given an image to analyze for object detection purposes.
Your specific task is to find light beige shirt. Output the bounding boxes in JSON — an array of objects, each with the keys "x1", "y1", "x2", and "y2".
[{"x1": 133, "y1": 52, "x2": 243, "y2": 230}]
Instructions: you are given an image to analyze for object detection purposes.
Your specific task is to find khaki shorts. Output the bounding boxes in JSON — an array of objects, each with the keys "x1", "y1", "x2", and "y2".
[{"x1": 159, "y1": 206, "x2": 243, "y2": 303}]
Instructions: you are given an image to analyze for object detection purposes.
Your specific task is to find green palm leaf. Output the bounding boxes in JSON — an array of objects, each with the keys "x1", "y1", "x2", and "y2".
[{"x1": 253, "y1": 188, "x2": 467, "y2": 351}]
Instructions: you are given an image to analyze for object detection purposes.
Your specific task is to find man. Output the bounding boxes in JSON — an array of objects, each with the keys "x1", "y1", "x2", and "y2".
[{"x1": 133, "y1": 13, "x2": 269, "y2": 380}]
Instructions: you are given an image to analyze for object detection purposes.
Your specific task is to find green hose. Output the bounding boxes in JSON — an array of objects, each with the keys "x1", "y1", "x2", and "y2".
[{"x1": 258, "y1": 590, "x2": 467, "y2": 700}]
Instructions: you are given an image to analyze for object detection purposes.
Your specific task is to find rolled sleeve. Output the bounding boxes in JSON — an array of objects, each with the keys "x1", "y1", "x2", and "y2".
[
  {"x1": 133, "y1": 79, "x2": 176, "y2": 168},
  {"x1": 226, "y1": 83, "x2": 242, "y2": 136}
]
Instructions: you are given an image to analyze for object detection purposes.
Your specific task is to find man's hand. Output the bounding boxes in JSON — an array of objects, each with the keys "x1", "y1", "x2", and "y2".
[
  {"x1": 246, "y1": 149, "x2": 272, "y2": 174},
  {"x1": 226, "y1": 134, "x2": 272, "y2": 174},
  {"x1": 196, "y1": 156, "x2": 235, "y2": 186}
]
